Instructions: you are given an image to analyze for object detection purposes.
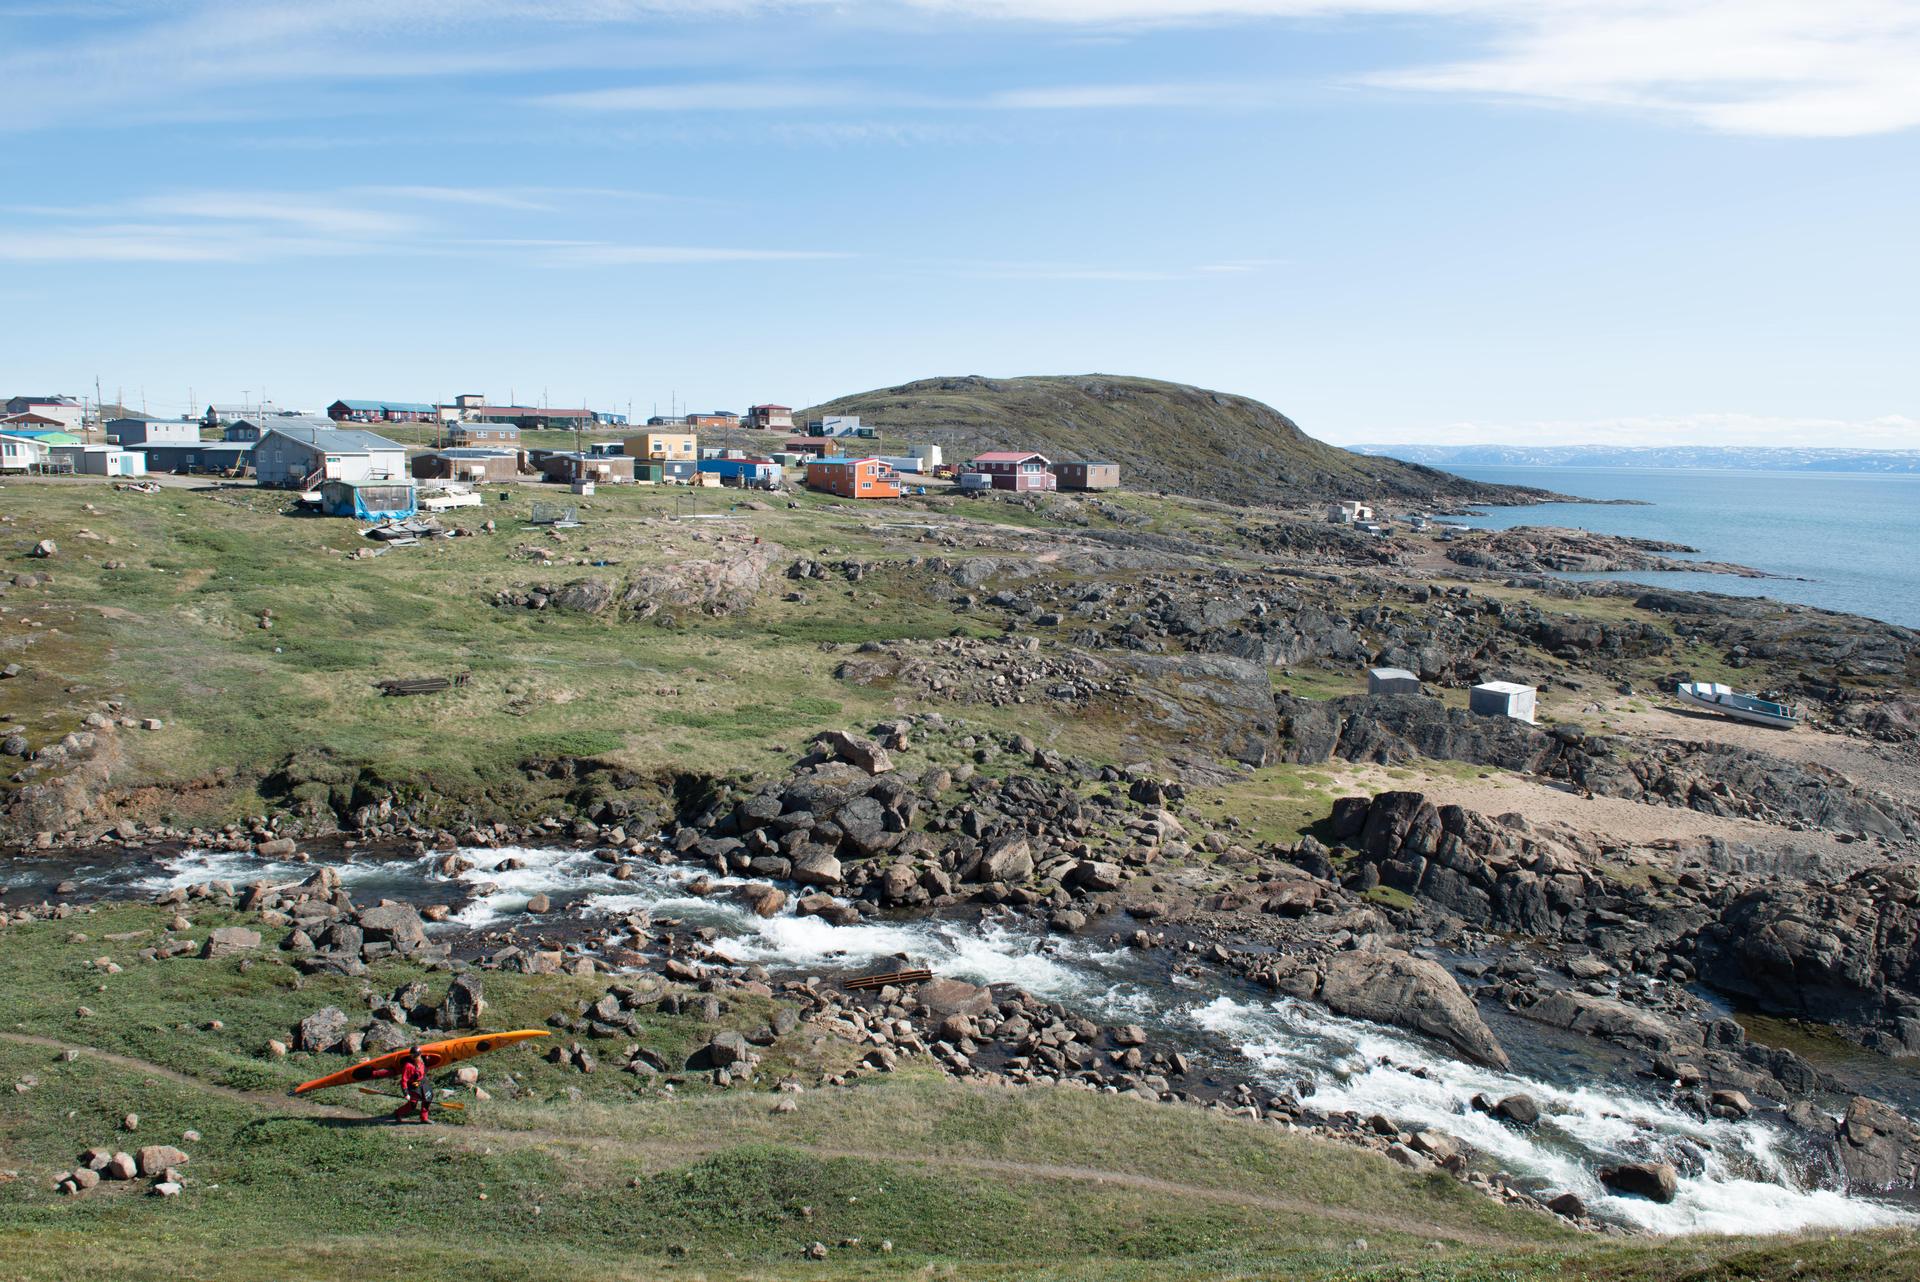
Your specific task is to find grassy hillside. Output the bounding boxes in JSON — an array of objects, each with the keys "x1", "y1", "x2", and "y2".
[
  {"x1": 4, "y1": 906, "x2": 1917, "y2": 1281},
  {"x1": 802, "y1": 374, "x2": 1559, "y2": 506}
]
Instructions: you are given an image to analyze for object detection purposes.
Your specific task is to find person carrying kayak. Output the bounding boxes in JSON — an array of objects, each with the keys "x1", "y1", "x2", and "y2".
[{"x1": 369, "y1": 1047, "x2": 433, "y2": 1124}]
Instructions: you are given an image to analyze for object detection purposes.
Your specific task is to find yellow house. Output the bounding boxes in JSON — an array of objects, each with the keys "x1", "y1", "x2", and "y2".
[{"x1": 623, "y1": 430, "x2": 698, "y2": 461}]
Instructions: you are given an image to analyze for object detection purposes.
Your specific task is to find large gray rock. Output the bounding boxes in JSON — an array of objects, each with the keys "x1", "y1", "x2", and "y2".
[
  {"x1": 1600, "y1": 1161, "x2": 1679, "y2": 1203},
  {"x1": 355, "y1": 902, "x2": 428, "y2": 953},
  {"x1": 136, "y1": 1145, "x2": 189, "y2": 1177},
  {"x1": 1317, "y1": 949, "x2": 1510, "y2": 1069},
  {"x1": 295, "y1": 1005, "x2": 351, "y2": 1053},
  {"x1": 201, "y1": 926, "x2": 261, "y2": 958},
  {"x1": 434, "y1": 973, "x2": 486, "y2": 1030},
  {"x1": 790, "y1": 849, "x2": 844, "y2": 888},
  {"x1": 916, "y1": 977, "x2": 994, "y2": 1020},
  {"x1": 1838, "y1": 1095, "x2": 1920, "y2": 1191},
  {"x1": 976, "y1": 837, "x2": 1034, "y2": 884},
  {"x1": 813, "y1": 730, "x2": 893, "y2": 775}
]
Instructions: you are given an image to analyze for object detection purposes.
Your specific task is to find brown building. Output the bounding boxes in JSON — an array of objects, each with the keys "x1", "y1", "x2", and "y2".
[
  {"x1": 1050, "y1": 459, "x2": 1120, "y2": 491},
  {"x1": 412, "y1": 448, "x2": 523, "y2": 483},
  {"x1": 804, "y1": 456, "x2": 900, "y2": 499},
  {"x1": 782, "y1": 436, "x2": 838, "y2": 458},
  {"x1": 747, "y1": 403, "x2": 794, "y2": 430},
  {"x1": 535, "y1": 451, "x2": 636, "y2": 484},
  {"x1": 448, "y1": 422, "x2": 522, "y2": 447}
]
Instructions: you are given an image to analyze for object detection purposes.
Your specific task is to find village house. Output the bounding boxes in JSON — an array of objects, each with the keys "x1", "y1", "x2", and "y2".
[
  {"x1": 966, "y1": 451, "x2": 1057, "y2": 492},
  {"x1": 327, "y1": 399, "x2": 439, "y2": 424},
  {"x1": 0, "y1": 414, "x2": 82, "y2": 448},
  {"x1": 0, "y1": 432, "x2": 52, "y2": 472},
  {"x1": 1050, "y1": 460, "x2": 1120, "y2": 491},
  {"x1": 805, "y1": 415, "x2": 870, "y2": 438},
  {"x1": 139, "y1": 440, "x2": 254, "y2": 474},
  {"x1": 411, "y1": 448, "x2": 523, "y2": 483},
  {"x1": 534, "y1": 451, "x2": 636, "y2": 485},
  {"x1": 805, "y1": 456, "x2": 900, "y2": 499},
  {"x1": 204, "y1": 401, "x2": 299, "y2": 426},
  {"x1": 50, "y1": 443, "x2": 148, "y2": 477},
  {"x1": 622, "y1": 429, "x2": 698, "y2": 461},
  {"x1": 1328, "y1": 500, "x2": 1373, "y2": 524},
  {"x1": 253, "y1": 421, "x2": 408, "y2": 488},
  {"x1": 450, "y1": 398, "x2": 597, "y2": 430},
  {"x1": 5, "y1": 395, "x2": 84, "y2": 431},
  {"x1": 448, "y1": 421, "x2": 522, "y2": 448},
  {"x1": 688, "y1": 411, "x2": 738, "y2": 429},
  {"x1": 107, "y1": 417, "x2": 199, "y2": 446},
  {"x1": 746, "y1": 403, "x2": 794, "y2": 430},
  {"x1": 698, "y1": 457, "x2": 781, "y2": 489},
  {"x1": 781, "y1": 436, "x2": 837, "y2": 459}
]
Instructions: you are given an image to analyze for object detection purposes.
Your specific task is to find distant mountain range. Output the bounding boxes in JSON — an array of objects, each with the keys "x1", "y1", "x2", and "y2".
[{"x1": 1351, "y1": 444, "x2": 1920, "y2": 474}]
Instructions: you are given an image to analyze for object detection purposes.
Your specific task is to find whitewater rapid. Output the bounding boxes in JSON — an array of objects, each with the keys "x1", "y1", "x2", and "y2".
[{"x1": 63, "y1": 843, "x2": 1920, "y2": 1234}]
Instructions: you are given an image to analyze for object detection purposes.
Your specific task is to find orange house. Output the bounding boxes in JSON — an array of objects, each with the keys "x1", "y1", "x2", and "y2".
[{"x1": 805, "y1": 456, "x2": 900, "y2": 499}]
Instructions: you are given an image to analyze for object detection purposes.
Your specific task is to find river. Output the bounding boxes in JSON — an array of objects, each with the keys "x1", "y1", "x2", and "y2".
[
  {"x1": 1439, "y1": 465, "x2": 1920, "y2": 630},
  {"x1": 9, "y1": 841, "x2": 1916, "y2": 1236}
]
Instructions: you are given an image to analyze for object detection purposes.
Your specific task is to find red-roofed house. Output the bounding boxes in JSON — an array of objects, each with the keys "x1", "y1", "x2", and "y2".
[{"x1": 965, "y1": 451, "x2": 1056, "y2": 493}]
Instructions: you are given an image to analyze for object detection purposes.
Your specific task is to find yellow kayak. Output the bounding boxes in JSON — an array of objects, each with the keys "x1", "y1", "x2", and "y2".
[{"x1": 291, "y1": 1029, "x2": 549, "y2": 1095}]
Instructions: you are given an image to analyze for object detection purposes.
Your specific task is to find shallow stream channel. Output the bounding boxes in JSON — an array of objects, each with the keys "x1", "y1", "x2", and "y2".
[{"x1": 9, "y1": 842, "x2": 1917, "y2": 1237}]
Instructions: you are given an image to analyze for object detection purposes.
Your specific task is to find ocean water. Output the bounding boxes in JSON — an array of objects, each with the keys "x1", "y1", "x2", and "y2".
[{"x1": 1440, "y1": 465, "x2": 1920, "y2": 629}]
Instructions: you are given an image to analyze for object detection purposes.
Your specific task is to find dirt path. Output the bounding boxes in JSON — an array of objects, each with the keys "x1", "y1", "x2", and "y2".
[
  {"x1": 1319, "y1": 761, "x2": 1846, "y2": 853},
  {"x1": 0, "y1": 1030, "x2": 1537, "y2": 1249}
]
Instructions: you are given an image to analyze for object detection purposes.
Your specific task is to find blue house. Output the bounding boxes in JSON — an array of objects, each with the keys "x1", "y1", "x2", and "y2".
[{"x1": 698, "y1": 457, "x2": 781, "y2": 488}]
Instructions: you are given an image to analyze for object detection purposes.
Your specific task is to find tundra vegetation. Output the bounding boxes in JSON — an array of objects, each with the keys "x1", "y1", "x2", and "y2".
[{"x1": 2, "y1": 433, "x2": 1917, "y2": 1280}]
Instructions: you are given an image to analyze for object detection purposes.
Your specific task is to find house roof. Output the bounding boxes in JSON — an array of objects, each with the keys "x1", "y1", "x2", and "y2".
[
  {"x1": 264, "y1": 422, "x2": 406, "y2": 453},
  {"x1": 749, "y1": 403, "x2": 792, "y2": 412},
  {"x1": 0, "y1": 432, "x2": 50, "y2": 447},
  {"x1": 5, "y1": 428, "x2": 81, "y2": 443},
  {"x1": 465, "y1": 406, "x2": 591, "y2": 418},
  {"x1": 0, "y1": 412, "x2": 64, "y2": 426},
  {"x1": 971, "y1": 451, "x2": 1050, "y2": 464},
  {"x1": 1063, "y1": 459, "x2": 1116, "y2": 467},
  {"x1": 207, "y1": 402, "x2": 293, "y2": 417},
  {"x1": 141, "y1": 440, "x2": 253, "y2": 453},
  {"x1": 436, "y1": 448, "x2": 519, "y2": 459},
  {"x1": 807, "y1": 456, "x2": 885, "y2": 467},
  {"x1": 333, "y1": 399, "x2": 437, "y2": 414},
  {"x1": 8, "y1": 395, "x2": 79, "y2": 407}
]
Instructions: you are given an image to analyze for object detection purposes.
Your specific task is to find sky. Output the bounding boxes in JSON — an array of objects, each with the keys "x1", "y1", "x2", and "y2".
[{"x1": 1, "y1": 0, "x2": 1916, "y2": 447}]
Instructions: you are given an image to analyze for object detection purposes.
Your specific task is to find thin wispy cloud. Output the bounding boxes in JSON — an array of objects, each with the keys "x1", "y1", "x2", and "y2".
[
  {"x1": 7, "y1": 1, "x2": 1914, "y2": 137},
  {"x1": 535, "y1": 80, "x2": 1250, "y2": 114}
]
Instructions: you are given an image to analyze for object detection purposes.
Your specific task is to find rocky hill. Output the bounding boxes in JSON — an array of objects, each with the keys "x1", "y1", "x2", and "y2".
[{"x1": 804, "y1": 374, "x2": 1562, "y2": 507}]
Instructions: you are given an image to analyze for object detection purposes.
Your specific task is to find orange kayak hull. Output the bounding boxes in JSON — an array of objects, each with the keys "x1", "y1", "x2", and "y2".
[{"x1": 291, "y1": 1029, "x2": 550, "y2": 1095}]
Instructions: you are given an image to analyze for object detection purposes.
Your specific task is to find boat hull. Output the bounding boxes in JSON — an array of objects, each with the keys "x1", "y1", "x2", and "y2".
[
  {"x1": 291, "y1": 1029, "x2": 549, "y2": 1095},
  {"x1": 1675, "y1": 683, "x2": 1799, "y2": 729}
]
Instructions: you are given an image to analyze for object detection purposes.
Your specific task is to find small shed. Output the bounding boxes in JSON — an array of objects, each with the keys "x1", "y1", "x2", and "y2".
[
  {"x1": 320, "y1": 479, "x2": 418, "y2": 521},
  {"x1": 1051, "y1": 460, "x2": 1120, "y2": 491},
  {"x1": 1470, "y1": 681, "x2": 1537, "y2": 724},
  {"x1": 412, "y1": 448, "x2": 522, "y2": 483},
  {"x1": 537, "y1": 452, "x2": 635, "y2": 485},
  {"x1": 1367, "y1": 667, "x2": 1422, "y2": 696}
]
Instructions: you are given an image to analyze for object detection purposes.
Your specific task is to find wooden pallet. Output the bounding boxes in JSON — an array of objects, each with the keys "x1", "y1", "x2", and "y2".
[{"x1": 842, "y1": 968, "x2": 933, "y2": 991}]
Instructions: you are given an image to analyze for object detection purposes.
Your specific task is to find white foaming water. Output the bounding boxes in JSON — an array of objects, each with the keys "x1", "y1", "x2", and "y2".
[
  {"x1": 1192, "y1": 996, "x2": 1914, "y2": 1235},
  {"x1": 132, "y1": 849, "x2": 417, "y2": 894}
]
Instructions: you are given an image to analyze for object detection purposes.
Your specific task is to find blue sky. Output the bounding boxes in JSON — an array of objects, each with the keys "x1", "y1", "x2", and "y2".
[{"x1": 2, "y1": 1, "x2": 1916, "y2": 446}]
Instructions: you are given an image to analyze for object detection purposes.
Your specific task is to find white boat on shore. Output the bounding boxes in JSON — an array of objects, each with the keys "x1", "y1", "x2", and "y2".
[{"x1": 1675, "y1": 681, "x2": 1801, "y2": 729}]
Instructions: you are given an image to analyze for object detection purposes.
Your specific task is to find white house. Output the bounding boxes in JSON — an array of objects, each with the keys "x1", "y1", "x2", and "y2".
[
  {"x1": 51, "y1": 444, "x2": 148, "y2": 477},
  {"x1": 0, "y1": 432, "x2": 52, "y2": 472},
  {"x1": 253, "y1": 422, "x2": 408, "y2": 488},
  {"x1": 4, "y1": 395, "x2": 84, "y2": 431},
  {"x1": 108, "y1": 417, "x2": 200, "y2": 446}
]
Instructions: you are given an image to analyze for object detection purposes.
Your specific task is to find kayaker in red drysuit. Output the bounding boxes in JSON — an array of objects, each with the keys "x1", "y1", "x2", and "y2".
[{"x1": 370, "y1": 1047, "x2": 432, "y2": 1123}]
